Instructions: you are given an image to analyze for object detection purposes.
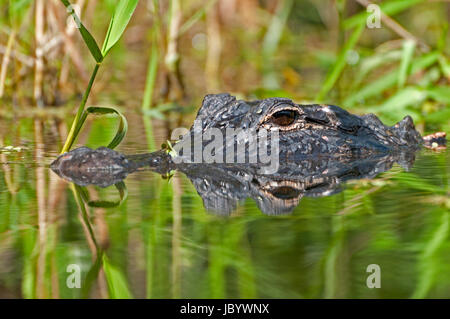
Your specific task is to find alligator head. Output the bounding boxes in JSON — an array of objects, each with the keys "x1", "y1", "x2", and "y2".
[
  {"x1": 50, "y1": 93, "x2": 446, "y2": 214},
  {"x1": 178, "y1": 93, "x2": 426, "y2": 162}
]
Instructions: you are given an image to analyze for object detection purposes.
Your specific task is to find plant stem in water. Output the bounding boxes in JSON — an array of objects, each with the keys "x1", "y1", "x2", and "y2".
[{"x1": 61, "y1": 63, "x2": 100, "y2": 153}]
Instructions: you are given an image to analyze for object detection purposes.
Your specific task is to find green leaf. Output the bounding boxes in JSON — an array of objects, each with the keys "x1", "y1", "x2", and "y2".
[
  {"x1": 394, "y1": 173, "x2": 446, "y2": 194},
  {"x1": 261, "y1": 0, "x2": 294, "y2": 88},
  {"x1": 417, "y1": 67, "x2": 441, "y2": 87},
  {"x1": 353, "y1": 50, "x2": 402, "y2": 87},
  {"x1": 101, "y1": 0, "x2": 139, "y2": 57},
  {"x1": 87, "y1": 182, "x2": 128, "y2": 208},
  {"x1": 72, "y1": 106, "x2": 128, "y2": 150},
  {"x1": 343, "y1": 0, "x2": 425, "y2": 30},
  {"x1": 344, "y1": 52, "x2": 440, "y2": 106},
  {"x1": 60, "y1": 0, "x2": 103, "y2": 62},
  {"x1": 143, "y1": 109, "x2": 165, "y2": 120},
  {"x1": 398, "y1": 40, "x2": 416, "y2": 88},
  {"x1": 142, "y1": 102, "x2": 183, "y2": 119},
  {"x1": 9, "y1": 0, "x2": 32, "y2": 29},
  {"x1": 423, "y1": 107, "x2": 450, "y2": 124},
  {"x1": 438, "y1": 55, "x2": 450, "y2": 79},
  {"x1": 179, "y1": 0, "x2": 218, "y2": 36},
  {"x1": 82, "y1": 253, "x2": 103, "y2": 298},
  {"x1": 103, "y1": 255, "x2": 133, "y2": 299},
  {"x1": 76, "y1": 181, "x2": 128, "y2": 208},
  {"x1": 142, "y1": 29, "x2": 159, "y2": 112},
  {"x1": 426, "y1": 86, "x2": 450, "y2": 104},
  {"x1": 412, "y1": 211, "x2": 449, "y2": 299},
  {"x1": 378, "y1": 87, "x2": 427, "y2": 113},
  {"x1": 316, "y1": 21, "x2": 365, "y2": 101}
]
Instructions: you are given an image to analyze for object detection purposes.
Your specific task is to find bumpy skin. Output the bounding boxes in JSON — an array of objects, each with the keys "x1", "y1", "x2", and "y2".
[
  {"x1": 51, "y1": 146, "x2": 416, "y2": 215},
  {"x1": 188, "y1": 93, "x2": 424, "y2": 160},
  {"x1": 50, "y1": 147, "x2": 132, "y2": 187},
  {"x1": 50, "y1": 147, "x2": 171, "y2": 187},
  {"x1": 177, "y1": 151, "x2": 416, "y2": 215},
  {"x1": 50, "y1": 94, "x2": 445, "y2": 214}
]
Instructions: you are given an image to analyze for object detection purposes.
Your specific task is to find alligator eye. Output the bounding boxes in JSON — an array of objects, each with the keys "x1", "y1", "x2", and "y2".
[
  {"x1": 271, "y1": 109, "x2": 297, "y2": 126},
  {"x1": 270, "y1": 186, "x2": 301, "y2": 199}
]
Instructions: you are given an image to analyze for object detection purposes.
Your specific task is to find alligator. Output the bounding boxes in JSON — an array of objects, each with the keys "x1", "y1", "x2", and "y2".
[{"x1": 50, "y1": 93, "x2": 446, "y2": 214}]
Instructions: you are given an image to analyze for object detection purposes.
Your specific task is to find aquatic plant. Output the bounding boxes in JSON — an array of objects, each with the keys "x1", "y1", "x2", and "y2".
[{"x1": 60, "y1": 0, "x2": 138, "y2": 153}]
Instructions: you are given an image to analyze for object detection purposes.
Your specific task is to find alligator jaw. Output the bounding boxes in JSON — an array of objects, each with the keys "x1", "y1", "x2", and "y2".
[
  {"x1": 50, "y1": 147, "x2": 135, "y2": 187},
  {"x1": 50, "y1": 147, "x2": 174, "y2": 187}
]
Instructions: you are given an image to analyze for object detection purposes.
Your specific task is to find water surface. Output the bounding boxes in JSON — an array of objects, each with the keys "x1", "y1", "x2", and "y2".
[{"x1": 0, "y1": 115, "x2": 448, "y2": 298}]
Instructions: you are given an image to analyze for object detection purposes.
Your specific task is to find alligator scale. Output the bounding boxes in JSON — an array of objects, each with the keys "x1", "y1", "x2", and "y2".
[{"x1": 51, "y1": 94, "x2": 446, "y2": 215}]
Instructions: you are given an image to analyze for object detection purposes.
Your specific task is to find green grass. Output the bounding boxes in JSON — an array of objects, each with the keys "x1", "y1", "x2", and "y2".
[{"x1": 60, "y1": 0, "x2": 138, "y2": 153}]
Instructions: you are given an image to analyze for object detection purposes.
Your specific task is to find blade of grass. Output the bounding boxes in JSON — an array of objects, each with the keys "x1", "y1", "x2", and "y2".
[
  {"x1": 142, "y1": 34, "x2": 158, "y2": 112},
  {"x1": 262, "y1": 0, "x2": 294, "y2": 58},
  {"x1": 69, "y1": 106, "x2": 128, "y2": 151},
  {"x1": 71, "y1": 184, "x2": 105, "y2": 298},
  {"x1": 315, "y1": 21, "x2": 365, "y2": 101},
  {"x1": 426, "y1": 86, "x2": 450, "y2": 104},
  {"x1": 142, "y1": 29, "x2": 158, "y2": 151},
  {"x1": 10, "y1": 0, "x2": 33, "y2": 28},
  {"x1": 353, "y1": 50, "x2": 402, "y2": 87},
  {"x1": 84, "y1": 182, "x2": 128, "y2": 208},
  {"x1": 72, "y1": 184, "x2": 99, "y2": 249},
  {"x1": 344, "y1": 51, "x2": 440, "y2": 106},
  {"x1": 398, "y1": 40, "x2": 416, "y2": 88},
  {"x1": 375, "y1": 87, "x2": 427, "y2": 121},
  {"x1": 343, "y1": 0, "x2": 425, "y2": 30},
  {"x1": 438, "y1": 55, "x2": 450, "y2": 79},
  {"x1": 81, "y1": 252, "x2": 103, "y2": 298},
  {"x1": 103, "y1": 254, "x2": 133, "y2": 298},
  {"x1": 423, "y1": 107, "x2": 450, "y2": 124},
  {"x1": 101, "y1": 0, "x2": 139, "y2": 56},
  {"x1": 262, "y1": 0, "x2": 294, "y2": 89},
  {"x1": 60, "y1": 0, "x2": 103, "y2": 63},
  {"x1": 178, "y1": 0, "x2": 218, "y2": 36},
  {"x1": 393, "y1": 173, "x2": 446, "y2": 194},
  {"x1": 412, "y1": 211, "x2": 449, "y2": 298}
]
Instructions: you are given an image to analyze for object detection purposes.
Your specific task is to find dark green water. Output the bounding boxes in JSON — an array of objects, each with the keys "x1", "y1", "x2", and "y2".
[{"x1": 0, "y1": 115, "x2": 448, "y2": 299}]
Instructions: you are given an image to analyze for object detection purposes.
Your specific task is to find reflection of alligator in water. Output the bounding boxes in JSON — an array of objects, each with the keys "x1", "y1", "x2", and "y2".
[
  {"x1": 174, "y1": 152, "x2": 418, "y2": 215},
  {"x1": 50, "y1": 94, "x2": 446, "y2": 214},
  {"x1": 50, "y1": 147, "x2": 417, "y2": 215}
]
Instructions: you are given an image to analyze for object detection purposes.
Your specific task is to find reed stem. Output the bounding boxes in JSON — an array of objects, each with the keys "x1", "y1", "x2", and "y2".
[
  {"x1": 0, "y1": 31, "x2": 15, "y2": 98},
  {"x1": 61, "y1": 63, "x2": 100, "y2": 153}
]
